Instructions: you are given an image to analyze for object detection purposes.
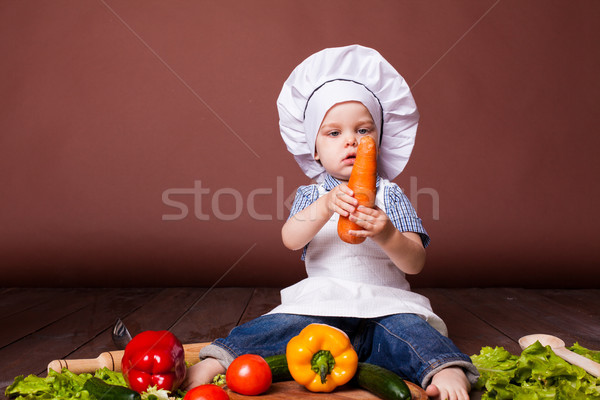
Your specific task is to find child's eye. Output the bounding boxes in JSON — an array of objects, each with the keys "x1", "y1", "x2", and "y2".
[
  {"x1": 328, "y1": 131, "x2": 340, "y2": 137},
  {"x1": 358, "y1": 128, "x2": 370, "y2": 135}
]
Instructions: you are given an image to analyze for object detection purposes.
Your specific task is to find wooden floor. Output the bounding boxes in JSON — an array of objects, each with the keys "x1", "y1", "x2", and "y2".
[{"x1": 1, "y1": 287, "x2": 599, "y2": 399}]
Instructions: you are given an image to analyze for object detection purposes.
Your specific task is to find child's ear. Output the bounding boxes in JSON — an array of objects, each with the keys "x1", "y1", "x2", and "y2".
[{"x1": 314, "y1": 151, "x2": 320, "y2": 161}]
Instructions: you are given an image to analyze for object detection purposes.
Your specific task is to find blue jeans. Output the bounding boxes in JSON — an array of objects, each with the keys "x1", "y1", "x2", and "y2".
[{"x1": 200, "y1": 313, "x2": 478, "y2": 388}]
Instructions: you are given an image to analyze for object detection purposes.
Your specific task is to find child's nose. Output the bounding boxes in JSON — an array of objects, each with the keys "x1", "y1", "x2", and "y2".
[{"x1": 345, "y1": 133, "x2": 358, "y2": 146}]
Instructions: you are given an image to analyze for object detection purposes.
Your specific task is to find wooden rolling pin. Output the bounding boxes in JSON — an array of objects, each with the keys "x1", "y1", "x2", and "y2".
[{"x1": 48, "y1": 342, "x2": 209, "y2": 374}]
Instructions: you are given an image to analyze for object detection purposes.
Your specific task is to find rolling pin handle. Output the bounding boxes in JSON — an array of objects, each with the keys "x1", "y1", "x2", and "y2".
[
  {"x1": 47, "y1": 352, "x2": 120, "y2": 374},
  {"x1": 46, "y1": 343, "x2": 207, "y2": 375},
  {"x1": 47, "y1": 359, "x2": 67, "y2": 373}
]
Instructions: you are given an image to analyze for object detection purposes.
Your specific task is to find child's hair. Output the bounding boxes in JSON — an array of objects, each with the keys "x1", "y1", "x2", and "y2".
[{"x1": 277, "y1": 45, "x2": 420, "y2": 183}]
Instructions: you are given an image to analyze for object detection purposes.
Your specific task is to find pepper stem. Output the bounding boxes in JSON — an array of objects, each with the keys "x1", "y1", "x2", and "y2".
[{"x1": 311, "y1": 350, "x2": 336, "y2": 384}]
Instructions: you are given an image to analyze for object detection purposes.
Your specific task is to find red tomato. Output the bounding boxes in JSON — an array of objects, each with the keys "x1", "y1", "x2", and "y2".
[
  {"x1": 183, "y1": 384, "x2": 229, "y2": 400},
  {"x1": 226, "y1": 354, "x2": 272, "y2": 395}
]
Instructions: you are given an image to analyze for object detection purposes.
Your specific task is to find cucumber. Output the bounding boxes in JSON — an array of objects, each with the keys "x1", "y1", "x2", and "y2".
[
  {"x1": 83, "y1": 377, "x2": 141, "y2": 400},
  {"x1": 265, "y1": 354, "x2": 294, "y2": 382},
  {"x1": 263, "y1": 354, "x2": 293, "y2": 382},
  {"x1": 355, "y1": 362, "x2": 411, "y2": 400}
]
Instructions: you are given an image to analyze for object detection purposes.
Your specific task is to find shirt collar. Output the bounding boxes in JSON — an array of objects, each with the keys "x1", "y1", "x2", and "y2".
[{"x1": 322, "y1": 173, "x2": 381, "y2": 191}]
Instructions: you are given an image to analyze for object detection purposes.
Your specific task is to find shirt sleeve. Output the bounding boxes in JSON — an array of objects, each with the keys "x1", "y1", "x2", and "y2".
[
  {"x1": 288, "y1": 184, "x2": 320, "y2": 218},
  {"x1": 384, "y1": 183, "x2": 431, "y2": 248},
  {"x1": 287, "y1": 185, "x2": 320, "y2": 260}
]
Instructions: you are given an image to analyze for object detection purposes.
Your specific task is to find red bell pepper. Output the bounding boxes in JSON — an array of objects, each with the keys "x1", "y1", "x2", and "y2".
[{"x1": 121, "y1": 330, "x2": 186, "y2": 393}]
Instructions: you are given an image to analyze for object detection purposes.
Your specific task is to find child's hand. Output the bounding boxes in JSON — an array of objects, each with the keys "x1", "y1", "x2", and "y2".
[
  {"x1": 326, "y1": 184, "x2": 359, "y2": 217},
  {"x1": 348, "y1": 205, "x2": 395, "y2": 243}
]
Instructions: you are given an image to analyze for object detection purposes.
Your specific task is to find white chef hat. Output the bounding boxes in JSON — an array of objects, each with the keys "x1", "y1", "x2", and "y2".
[{"x1": 277, "y1": 44, "x2": 419, "y2": 182}]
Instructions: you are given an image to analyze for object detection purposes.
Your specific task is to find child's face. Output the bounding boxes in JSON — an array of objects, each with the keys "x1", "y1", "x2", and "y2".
[{"x1": 314, "y1": 101, "x2": 378, "y2": 182}]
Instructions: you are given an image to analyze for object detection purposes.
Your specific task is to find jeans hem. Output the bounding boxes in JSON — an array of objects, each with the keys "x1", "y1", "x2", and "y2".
[
  {"x1": 420, "y1": 358, "x2": 480, "y2": 389},
  {"x1": 197, "y1": 342, "x2": 237, "y2": 370}
]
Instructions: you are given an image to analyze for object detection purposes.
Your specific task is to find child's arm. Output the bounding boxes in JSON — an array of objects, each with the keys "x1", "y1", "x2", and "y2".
[
  {"x1": 282, "y1": 184, "x2": 358, "y2": 250},
  {"x1": 348, "y1": 205, "x2": 426, "y2": 275}
]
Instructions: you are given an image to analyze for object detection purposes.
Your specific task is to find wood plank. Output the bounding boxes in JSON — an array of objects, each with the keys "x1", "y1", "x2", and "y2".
[
  {"x1": 124, "y1": 287, "x2": 210, "y2": 335},
  {"x1": 537, "y1": 289, "x2": 600, "y2": 330},
  {"x1": 67, "y1": 287, "x2": 209, "y2": 360},
  {"x1": 238, "y1": 287, "x2": 281, "y2": 325},
  {"x1": 0, "y1": 288, "x2": 73, "y2": 320},
  {"x1": 443, "y1": 288, "x2": 600, "y2": 350},
  {"x1": 2, "y1": 287, "x2": 595, "y2": 400},
  {"x1": 0, "y1": 288, "x2": 158, "y2": 387},
  {"x1": 416, "y1": 288, "x2": 520, "y2": 356},
  {"x1": 0, "y1": 288, "x2": 104, "y2": 348},
  {"x1": 170, "y1": 287, "x2": 255, "y2": 344}
]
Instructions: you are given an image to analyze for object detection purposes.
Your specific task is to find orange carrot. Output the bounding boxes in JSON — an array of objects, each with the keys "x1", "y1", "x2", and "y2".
[{"x1": 337, "y1": 136, "x2": 377, "y2": 244}]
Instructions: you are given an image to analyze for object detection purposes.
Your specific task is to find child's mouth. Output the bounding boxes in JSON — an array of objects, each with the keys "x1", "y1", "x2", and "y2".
[{"x1": 343, "y1": 155, "x2": 356, "y2": 165}]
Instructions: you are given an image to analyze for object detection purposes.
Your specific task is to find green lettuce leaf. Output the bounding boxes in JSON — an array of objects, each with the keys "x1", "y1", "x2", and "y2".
[
  {"x1": 472, "y1": 341, "x2": 600, "y2": 399},
  {"x1": 5, "y1": 368, "x2": 126, "y2": 400},
  {"x1": 92, "y1": 368, "x2": 127, "y2": 387},
  {"x1": 569, "y1": 342, "x2": 600, "y2": 363},
  {"x1": 471, "y1": 346, "x2": 518, "y2": 391},
  {"x1": 5, "y1": 375, "x2": 52, "y2": 398}
]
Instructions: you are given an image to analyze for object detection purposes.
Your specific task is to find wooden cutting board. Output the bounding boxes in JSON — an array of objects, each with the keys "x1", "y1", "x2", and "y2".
[
  {"x1": 47, "y1": 343, "x2": 428, "y2": 399},
  {"x1": 226, "y1": 380, "x2": 428, "y2": 399}
]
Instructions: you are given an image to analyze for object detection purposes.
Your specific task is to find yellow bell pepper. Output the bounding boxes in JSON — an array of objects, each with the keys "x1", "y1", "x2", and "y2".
[{"x1": 286, "y1": 323, "x2": 358, "y2": 392}]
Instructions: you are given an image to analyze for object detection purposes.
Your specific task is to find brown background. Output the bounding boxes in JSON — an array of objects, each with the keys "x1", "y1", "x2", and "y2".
[{"x1": 1, "y1": 1, "x2": 598, "y2": 288}]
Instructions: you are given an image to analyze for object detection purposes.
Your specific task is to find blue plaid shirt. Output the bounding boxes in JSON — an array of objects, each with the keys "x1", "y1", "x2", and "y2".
[{"x1": 289, "y1": 174, "x2": 430, "y2": 259}]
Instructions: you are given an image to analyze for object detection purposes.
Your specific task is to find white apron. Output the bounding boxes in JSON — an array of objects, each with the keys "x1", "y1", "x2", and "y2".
[{"x1": 268, "y1": 179, "x2": 448, "y2": 336}]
